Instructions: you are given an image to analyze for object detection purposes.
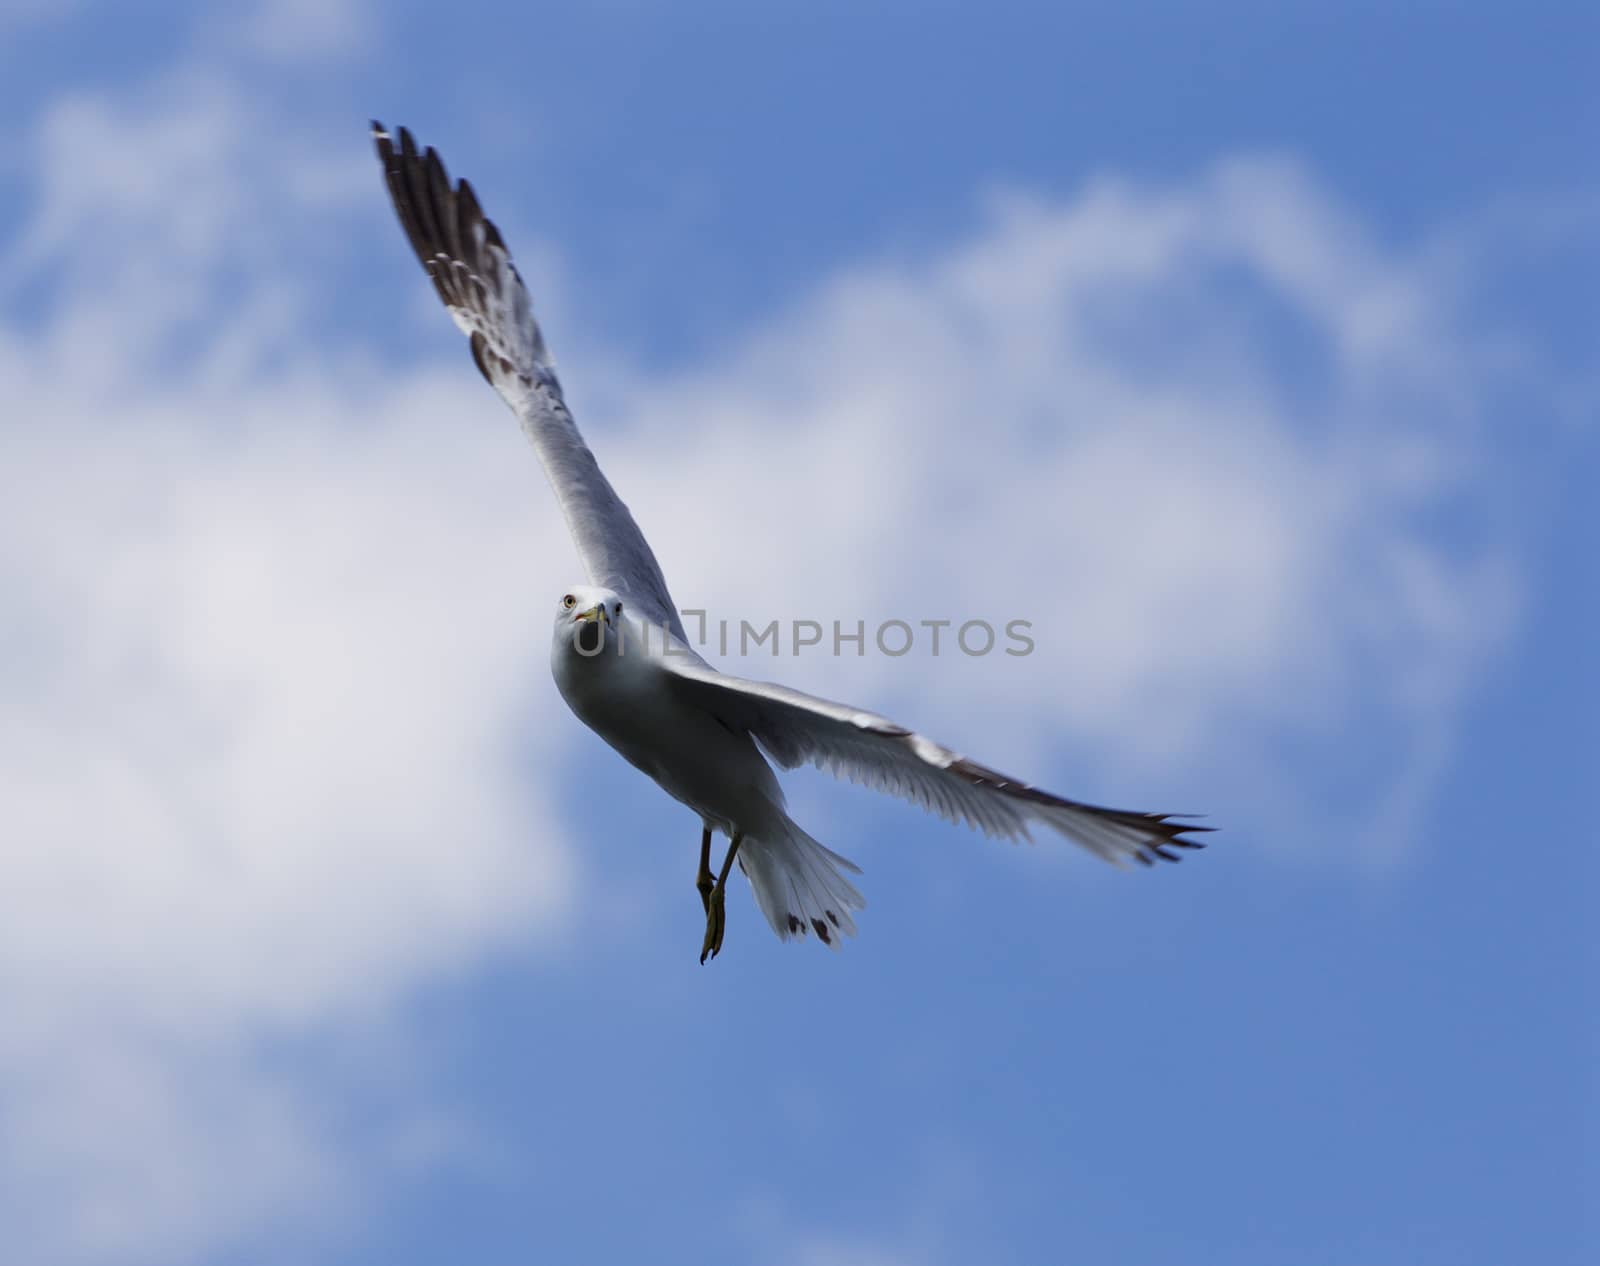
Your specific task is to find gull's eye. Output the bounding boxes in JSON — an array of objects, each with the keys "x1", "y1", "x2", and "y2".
[
  {"x1": 614, "y1": 602, "x2": 622, "y2": 616},
  {"x1": 562, "y1": 594, "x2": 576, "y2": 610}
]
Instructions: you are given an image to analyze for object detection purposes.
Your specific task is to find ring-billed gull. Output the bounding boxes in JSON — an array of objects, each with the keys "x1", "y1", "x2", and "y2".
[{"x1": 371, "y1": 123, "x2": 1209, "y2": 962}]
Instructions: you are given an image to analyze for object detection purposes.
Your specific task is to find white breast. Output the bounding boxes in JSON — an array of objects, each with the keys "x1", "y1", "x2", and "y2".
[{"x1": 550, "y1": 614, "x2": 785, "y2": 837}]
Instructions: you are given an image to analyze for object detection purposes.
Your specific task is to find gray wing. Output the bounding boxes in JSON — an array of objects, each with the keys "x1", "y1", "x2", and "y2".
[
  {"x1": 661, "y1": 658, "x2": 1211, "y2": 867},
  {"x1": 373, "y1": 122, "x2": 686, "y2": 641}
]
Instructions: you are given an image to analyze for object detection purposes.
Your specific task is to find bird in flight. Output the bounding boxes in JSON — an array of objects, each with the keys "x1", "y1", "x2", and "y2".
[{"x1": 371, "y1": 122, "x2": 1209, "y2": 963}]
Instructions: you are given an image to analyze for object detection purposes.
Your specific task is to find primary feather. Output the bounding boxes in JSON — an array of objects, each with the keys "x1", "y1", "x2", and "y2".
[{"x1": 372, "y1": 122, "x2": 686, "y2": 641}]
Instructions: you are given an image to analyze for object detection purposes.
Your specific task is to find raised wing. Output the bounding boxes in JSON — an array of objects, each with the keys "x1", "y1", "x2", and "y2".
[
  {"x1": 372, "y1": 122, "x2": 685, "y2": 640},
  {"x1": 661, "y1": 659, "x2": 1211, "y2": 867}
]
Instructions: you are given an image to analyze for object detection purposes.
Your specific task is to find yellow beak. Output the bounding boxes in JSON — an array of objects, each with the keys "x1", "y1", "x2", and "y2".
[{"x1": 576, "y1": 604, "x2": 608, "y2": 624}]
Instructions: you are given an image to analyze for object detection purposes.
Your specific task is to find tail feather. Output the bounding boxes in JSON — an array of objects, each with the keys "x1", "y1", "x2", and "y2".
[{"x1": 738, "y1": 821, "x2": 865, "y2": 950}]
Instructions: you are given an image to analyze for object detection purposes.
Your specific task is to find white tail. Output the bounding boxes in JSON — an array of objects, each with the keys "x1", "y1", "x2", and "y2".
[{"x1": 738, "y1": 820, "x2": 866, "y2": 950}]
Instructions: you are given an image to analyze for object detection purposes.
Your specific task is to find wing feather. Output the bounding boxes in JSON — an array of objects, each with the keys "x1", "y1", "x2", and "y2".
[
  {"x1": 372, "y1": 122, "x2": 685, "y2": 640},
  {"x1": 661, "y1": 659, "x2": 1211, "y2": 867}
]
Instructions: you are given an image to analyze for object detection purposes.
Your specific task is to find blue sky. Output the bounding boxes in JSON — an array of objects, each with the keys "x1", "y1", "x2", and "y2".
[{"x1": 0, "y1": 3, "x2": 1594, "y2": 1265}]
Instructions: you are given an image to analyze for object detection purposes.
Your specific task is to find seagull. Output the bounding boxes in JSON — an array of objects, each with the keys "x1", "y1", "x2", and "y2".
[{"x1": 371, "y1": 122, "x2": 1209, "y2": 963}]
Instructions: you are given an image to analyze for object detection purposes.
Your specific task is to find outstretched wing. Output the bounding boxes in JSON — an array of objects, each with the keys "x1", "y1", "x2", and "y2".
[
  {"x1": 661, "y1": 659, "x2": 1211, "y2": 867},
  {"x1": 372, "y1": 122, "x2": 686, "y2": 641}
]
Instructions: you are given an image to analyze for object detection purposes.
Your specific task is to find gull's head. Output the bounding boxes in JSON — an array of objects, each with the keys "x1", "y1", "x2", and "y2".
[{"x1": 551, "y1": 584, "x2": 624, "y2": 658}]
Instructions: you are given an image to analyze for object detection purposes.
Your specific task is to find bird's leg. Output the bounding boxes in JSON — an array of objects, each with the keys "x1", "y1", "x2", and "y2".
[
  {"x1": 695, "y1": 826, "x2": 715, "y2": 915},
  {"x1": 699, "y1": 831, "x2": 745, "y2": 965}
]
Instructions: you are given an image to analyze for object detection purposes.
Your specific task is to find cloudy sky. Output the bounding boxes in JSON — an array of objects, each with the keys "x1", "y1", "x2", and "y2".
[{"x1": 1, "y1": 2, "x2": 1594, "y2": 1264}]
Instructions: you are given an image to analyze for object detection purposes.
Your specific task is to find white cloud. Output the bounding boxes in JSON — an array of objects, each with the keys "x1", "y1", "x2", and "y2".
[
  {"x1": 788, "y1": 1238, "x2": 928, "y2": 1266},
  {"x1": 234, "y1": 0, "x2": 372, "y2": 64},
  {"x1": 0, "y1": 78, "x2": 577, "y2": 1265},
  {"x1": 0, "y1": 0, "x2": 86, "y2": 37},
  {"x1": 734, "y1": 1148, "x2": 963, "y2": 1266},
  {"x1": 0, "y1": 49, "x2": 1568, "y2": 1266},
  {"x1": 0, "y1": 1038, "x2": 343, "y2": 1264},
  {"x1": 582, "y1": 157, "x2": 1523, "y2": 853}
]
